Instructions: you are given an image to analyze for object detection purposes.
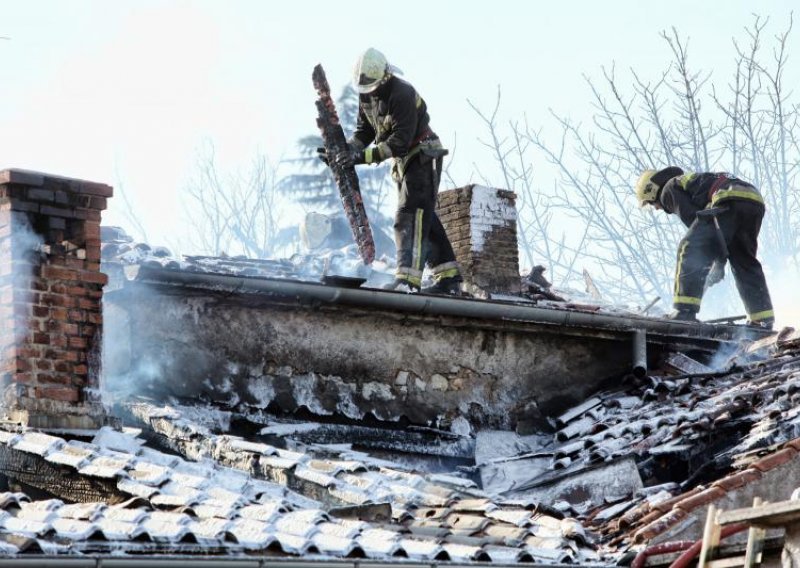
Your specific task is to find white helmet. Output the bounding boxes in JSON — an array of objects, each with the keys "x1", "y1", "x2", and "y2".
[{"x1": 352, "y1": 48, "x2": 402, "y2": 94}]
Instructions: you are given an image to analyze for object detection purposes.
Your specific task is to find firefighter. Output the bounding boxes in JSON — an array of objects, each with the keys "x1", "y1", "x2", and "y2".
[
  {"x1": 319, "y1": 48, "x2": 463, "y2": 294},
  {"x1": 635, "y1": 167, "x2": 775, "y2": 328}
]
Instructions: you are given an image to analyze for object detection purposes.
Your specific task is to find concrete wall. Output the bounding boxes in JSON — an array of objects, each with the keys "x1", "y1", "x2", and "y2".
[{"x1": 105, "y1": 281, "x2": 638, "y2": 433}]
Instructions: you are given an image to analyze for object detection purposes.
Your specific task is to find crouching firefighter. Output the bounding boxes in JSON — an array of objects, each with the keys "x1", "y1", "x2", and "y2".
[
  {"x1": 635, "y1": 167, "x2": 775, "y2": 328},
  {"x1": 319, "y1": 48, "x2": 463, "y2": 294}
]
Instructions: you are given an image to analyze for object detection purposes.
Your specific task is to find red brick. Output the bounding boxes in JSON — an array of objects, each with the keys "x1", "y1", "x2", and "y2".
[
  {"x1": 64, "y1": 351, "x2": 79, "y2": 363},
  {"x1": 15, "y1": 358, "x2": 30, "y2": 372},
  {"x1": 68, "y1": 309, "x2": 86, "y2": 323},
  {"x1": 68, "y1": 336, "x2": 87, "y2": 349},
  {"x1": 80, "y1": 324, "x2": 96, "y2": 338},
  {"x1": 42, "y1": 265, "x2": 78, "y2": 281},
  {"x1": 32, "y1": 332, "x2": 49, "y2": 345},
  {"x1": 87, "y1": 312, "x2": 102, "y2": 325},
  {"x1": 73, "y1": 364, "x2": 88, "y2": 376},
  {"x1": 35, "y1": 359, "x2": 52, "y2": 371},
  {"x1": 49, "y1": 283, "x2": 68, "y2": 294},
  {"x1": 58, "y1": 322, "x2": 79, "y2": 336},
  {"x1": 37, "y1": 372, "x2": 70, "y2": 385},
  {"x1": 42, "y1": 293, "x2": 74, "y2": 308},
  {"x1": 85, "y1": 249, "x2": 101, "y2": 263},
  {"x1": 36, "y1": 385, "x2": 79, "y2": 402},
  {"x1": 32, "y1": 305, "x2": 49, "y2": 318},
  {"x1": 77, "y1": 298, "x2": 96, "y2": 310},
  {"x1": 13, "y1": 372, "x2": 34, "y2": 384},
  {"x1": 66, "y1": 286, "x2": 88, "y2": 297},
  {"x1": 51, "y1": 307, "x2": 69, "y2": 321},
  {"x1": 53, "y1": 361, "x2": 72, "y2": 373},
  {"x1": 79, "y1": 270, "x2": 107, "y2": 285},
  {"x1": 751, "y1": 448, "x2": 799, "y2": 472},
  {"x1": 83, "y1": 221, "x2": 100, "y2": 240},
  {"x1": 16, "y1": 347, "x2": 38, "y2": 359},
  {"x1": 64, "y1": 257, "x2": 85, "y2": 270},
  {"x1": 88, "y1": 196, "x2": 107, "y2": 210}
]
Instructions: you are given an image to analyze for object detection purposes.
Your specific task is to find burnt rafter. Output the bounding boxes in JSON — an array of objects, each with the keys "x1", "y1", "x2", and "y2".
[{"x1": 312, "y1": 64, "x2": 375, "y2": 265}]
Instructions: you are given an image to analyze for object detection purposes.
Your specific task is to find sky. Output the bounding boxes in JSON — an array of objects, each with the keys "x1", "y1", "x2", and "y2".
[{"x1": 0, "y1": 0, "x2": 797, "y2": 252}]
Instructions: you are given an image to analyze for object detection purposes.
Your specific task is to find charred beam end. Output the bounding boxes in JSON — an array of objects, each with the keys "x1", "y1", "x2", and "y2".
[
  {"x1": 312, "y1": 64, "x2": 375, "y2": 265},
  {"x1": 0, "y1": 444, "x2": 124, "y2": 504}
]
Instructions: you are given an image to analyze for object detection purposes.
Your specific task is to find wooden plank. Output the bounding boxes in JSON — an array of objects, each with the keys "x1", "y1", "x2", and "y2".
[
  {"x1": 743, "y1": 497, "x2": 764, "y2": 568},
  {"x1": 699, "y1": 504, "x2": 721, "y2": 568},
  {"x1": 718, "y1": 499, "x2": 800, "y2": 527},
  {"x1": 706, "y1": 557, "x2": 747, "y2": 568}
]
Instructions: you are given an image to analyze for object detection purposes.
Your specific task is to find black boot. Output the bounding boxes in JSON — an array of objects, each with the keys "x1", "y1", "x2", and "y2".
[
  {"x1": 667, "y1": 309, "x2": 698, "y2": 322},
  {"x1": 383, "y1": 278, "x2": 419, "y2": 293},
  {"x1": 421, "y1": 276, "x2": 463, "y2": 295}
]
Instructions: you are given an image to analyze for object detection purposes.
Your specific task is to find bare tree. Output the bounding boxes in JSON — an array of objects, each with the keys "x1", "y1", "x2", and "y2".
[
  {"x1": 182, "y1": 141, "x2": 288, "y2": 257},
  {"x1": 466, "y1": 87, "x2": 576, "y2": 277},
  {"x1": 470, "y1": 17, "x2": 798, "y2": 314}
]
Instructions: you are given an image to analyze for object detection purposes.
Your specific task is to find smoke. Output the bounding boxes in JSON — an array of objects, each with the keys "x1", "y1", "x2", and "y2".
[
  {"x1": 1, "y1": 211, "x2": 44, "y2": 347},
  {"x1": 766, "y1": 263, "x2": 800, "y2": 330}
]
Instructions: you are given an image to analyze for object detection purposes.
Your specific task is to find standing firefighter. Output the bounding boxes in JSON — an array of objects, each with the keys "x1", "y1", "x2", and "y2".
[
  {"x1": 320, "y1": 48, "x2": 463, "y2": 294},
  {"x1": 635, "y1": 167, "x2": 775, "y2": 328}
]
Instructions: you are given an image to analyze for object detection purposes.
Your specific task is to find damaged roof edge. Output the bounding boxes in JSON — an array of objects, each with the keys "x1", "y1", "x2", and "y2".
[{"x1": 123, "y1": 265, "x2": 769, "y2": 344}]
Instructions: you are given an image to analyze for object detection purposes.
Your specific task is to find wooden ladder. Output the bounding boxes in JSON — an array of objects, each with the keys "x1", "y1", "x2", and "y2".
[
  {"x1": 698, "y1": 498, "x2": 766, "y2": 568},
  {"x1": 699, "y1": 497, "x2": 800, "y2": 568}
]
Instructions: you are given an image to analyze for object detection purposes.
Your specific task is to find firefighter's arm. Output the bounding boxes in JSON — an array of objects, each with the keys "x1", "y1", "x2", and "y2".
[
  {"x1": 661, "y1": 180, "x2": 701, "y2": 228},
  {"x1": 348, "y1": 106, "x2": 375, "y2": 154},
  {"x1": 380, "y1": 89, "x2": 418, "y2": 161}
]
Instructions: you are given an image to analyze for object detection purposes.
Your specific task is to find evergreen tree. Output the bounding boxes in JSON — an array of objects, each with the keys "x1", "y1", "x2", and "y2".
[{"x1": 279, "y1": 85, "x2": 394, "y2": 237}]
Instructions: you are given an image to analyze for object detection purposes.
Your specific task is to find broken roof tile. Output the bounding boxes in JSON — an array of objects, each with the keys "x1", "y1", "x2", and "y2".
[
  {"x1": 188, "y1": 517, "x2": 231, "y2": 544},
  {"x1": 310, "y1": 531, "x2": 360, "y2": 556},
  {"x1": 274, "y1": 532, "x2": 315, "y2": 555},
  {"x1": 126, "y1": 461, "x2": 171, "y2": 486},
  {"x1": 51, "y1": 518, "x2": 98, "y2": 540},
  {"x1": 56, "y1": 502, "x2": 105, "y2": 522},
  {"x1": 227, "y1": 518, "x2": 275, "y2": 549},
  {"x1": 11, "y1": 432, "x2": 64, "y2": 456},
  {"x1": 1, "y1": 516, "x2": 51, "y2": 538},
  {"x1": 141, "y1": 512, "x2": 191, "y2": 542},
  {"x1": 78, "y1": 455, "x2": 133, "y2": 478},
  {"x1": 119, "y1": 479, "x2": 161, "y2": 501},
  {"x1": 486, "y1": 509, "x2": 532, "y2": 527}
]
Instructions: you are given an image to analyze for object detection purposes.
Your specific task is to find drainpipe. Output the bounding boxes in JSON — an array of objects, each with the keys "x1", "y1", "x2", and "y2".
[{"x1": 633, "y1": 329, "x2": 647, "y2": 378}]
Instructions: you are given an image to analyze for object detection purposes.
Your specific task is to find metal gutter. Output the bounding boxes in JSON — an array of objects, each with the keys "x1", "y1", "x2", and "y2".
[
  {"x1": 125, "y1": 266, "x2": 770, "y2": 344},
  {"x1": 0, "y1": 557, "x2": 612, "y2": 568}
]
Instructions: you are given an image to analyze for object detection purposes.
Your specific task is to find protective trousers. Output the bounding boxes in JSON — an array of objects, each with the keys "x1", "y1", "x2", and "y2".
[
  {"x1": 393, "y1": 156, "x2": 460, "y2": 287},
  {"x1": 673, "y1": 200, "x2": 774, "y2": 323}
]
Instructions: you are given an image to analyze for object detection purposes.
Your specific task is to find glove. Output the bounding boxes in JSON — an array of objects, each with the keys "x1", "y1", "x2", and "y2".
[
  {"x1": 316, "y1": 147, "x2": 329, "y2": 165},
  {"x1": 705, "y1": 259, "x2": 726, "y2": 290},
  {"x1": 334, "y1": 144, "x2": 365, "y2": 166}
]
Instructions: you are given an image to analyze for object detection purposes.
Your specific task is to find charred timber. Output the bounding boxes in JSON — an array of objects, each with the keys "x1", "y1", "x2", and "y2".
[{"x1": 312, "y1": 64, "x2": 375, "y2": 265}]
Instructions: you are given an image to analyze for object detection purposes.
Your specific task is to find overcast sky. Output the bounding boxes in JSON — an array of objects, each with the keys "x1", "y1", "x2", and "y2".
[{"x1": 0, "y1": 0, "x2": 797, "y2": 249}]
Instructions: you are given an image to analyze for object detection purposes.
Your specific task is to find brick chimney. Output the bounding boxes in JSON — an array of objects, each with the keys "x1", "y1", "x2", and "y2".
[
  {"x1": 437, "y1": 185, "x2": 521, "y2": 296},
  {"x1": 0, "y1": 169, "x2": 111, "y2": 430}
]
